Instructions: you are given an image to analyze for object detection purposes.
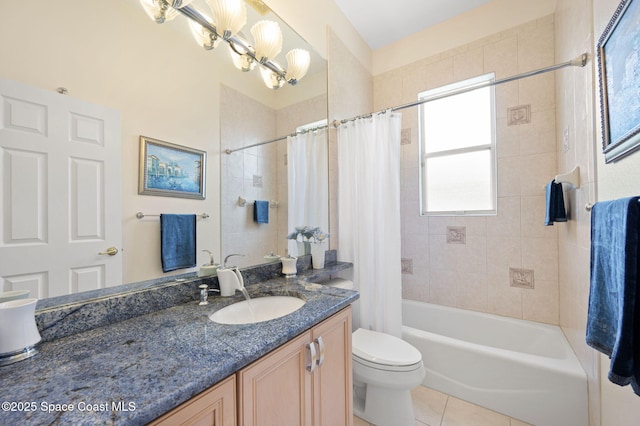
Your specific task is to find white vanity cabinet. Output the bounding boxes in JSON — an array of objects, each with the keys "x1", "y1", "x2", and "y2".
[
  {"x1": 238, "y1": 306, "x2": 353, "y2": 426},
  {"x1": 150, "y1": 307, "x2": 352, "y2": 426}
]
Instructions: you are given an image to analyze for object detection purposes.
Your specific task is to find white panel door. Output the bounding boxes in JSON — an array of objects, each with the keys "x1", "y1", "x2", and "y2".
[{"x1": 0, "y1": 78, "x2": 122, "y2": 298}]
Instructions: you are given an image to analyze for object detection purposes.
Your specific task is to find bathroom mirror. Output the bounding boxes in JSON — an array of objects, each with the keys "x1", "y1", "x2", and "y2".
[
  {"x1": 219, "y1": 11, "x2": 328, "y2": 267},
  {"x1": 0, "y1": 0, "x2": 327, "y2": 307}
]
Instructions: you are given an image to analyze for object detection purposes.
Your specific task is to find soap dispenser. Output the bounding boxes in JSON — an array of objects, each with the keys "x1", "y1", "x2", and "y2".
[{"x1": 198, "y1": 250, "x2": 220, "y2": 277}]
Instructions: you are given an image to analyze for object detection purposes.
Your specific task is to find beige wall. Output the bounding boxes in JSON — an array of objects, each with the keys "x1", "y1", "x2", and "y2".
[
  {"x1": 557, "y1": 0, "x2": 640, "y2": 424},
  {"x1": 373, "y1": 0, "x2": 558, "y2": 75},
  {"x1": 375, "y1": 16, "x2": 561, "y2": 324},
  {"x1": 555, "y1": 0, "x2": 600, "y2": 423},
  {"x1": 592, "y1": 0, "x2": 640, "y2": 424}
]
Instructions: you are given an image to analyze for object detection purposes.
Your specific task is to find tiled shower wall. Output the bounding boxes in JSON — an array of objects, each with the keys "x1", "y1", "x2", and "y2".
[
  {"x1": 374, "y1": 16, "x2": 561, "y2": 324},
  {"x1": 220, "y1": 85, "x2": 279, "y2": 266},
  {"x1": 554, "y1": 0, "x2": 600, "y2": 423},
  {"x1": 220, "y1": 85, "x2": 327, "y2": 265}
]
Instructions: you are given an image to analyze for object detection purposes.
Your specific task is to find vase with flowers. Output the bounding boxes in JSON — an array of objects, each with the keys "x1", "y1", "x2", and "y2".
[{"x1": 287, "y1": 226, "x2": 329, "y2": 268}]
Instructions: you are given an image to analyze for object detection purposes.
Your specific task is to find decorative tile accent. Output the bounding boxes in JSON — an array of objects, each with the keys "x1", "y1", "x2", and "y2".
[
  {"x1": 401, "y1": 258, "x2": 413, "y2": 274},
  {"x1": 507, "y1": 105, "x2": 531, "y2": 126},
  {"x1": 447, "y1": 226, "x2": 466, "y2": 244},
  {"x1": 401, "y1": 128, "x2": 411, "y2": 145},
  {"x1": 252, "y1": 174, "x2": 263, "y2": 187},
  {"x1": 509, "y1": 268, "x2": 535, "y2": 289}
]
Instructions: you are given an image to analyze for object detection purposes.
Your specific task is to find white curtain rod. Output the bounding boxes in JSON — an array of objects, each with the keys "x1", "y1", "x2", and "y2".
[{"x1": 225, "y1": 53, "x2": 588, "y2": 154}]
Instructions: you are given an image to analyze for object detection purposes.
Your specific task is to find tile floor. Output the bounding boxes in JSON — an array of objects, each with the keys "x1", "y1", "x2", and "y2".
[{"x1": 354, "y1": 386, "x2": 533, "y2": 426}]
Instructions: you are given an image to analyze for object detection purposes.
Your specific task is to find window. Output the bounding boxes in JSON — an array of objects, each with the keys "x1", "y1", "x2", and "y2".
[{"x1": 419, "y1": 73, "x2": 497, "y2": 215}]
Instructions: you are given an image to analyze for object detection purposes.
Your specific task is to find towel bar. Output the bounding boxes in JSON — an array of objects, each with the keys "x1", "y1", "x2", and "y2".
[
  {"x1": 237, "y1": 196, "x2": 278, "y2": 208},
  {"x1": 554, "y1": 166, "x2": 580, "y2": 188},
  {"x1": 136, "y1": 212, "x2": 209, "y2": 219}
]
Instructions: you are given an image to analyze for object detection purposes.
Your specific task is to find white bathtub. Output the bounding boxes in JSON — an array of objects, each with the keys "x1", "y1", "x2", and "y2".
[{"x1": 402, "y1": 300, "x2": 588, "y2": 426}]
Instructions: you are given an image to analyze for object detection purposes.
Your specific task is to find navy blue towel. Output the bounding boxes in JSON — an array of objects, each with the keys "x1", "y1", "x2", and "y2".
[
  {"x1": 160, "y1": 214, "x2": 197, "y2": 273},
  {"x1": 587, "y1": 197, "x2": 640, "y2": 395},
  {"x1": 254, "y1": 200, "x2": 269, "y2": 224},
  {"x1": 544, "y1": 180, "x2": 567, "y2": 226}
]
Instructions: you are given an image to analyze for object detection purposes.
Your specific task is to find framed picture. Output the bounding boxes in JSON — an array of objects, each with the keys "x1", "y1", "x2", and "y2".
[
  {"x1": 138, "y1": 136, "x2": 206, "y2": 199},
  {"x1": 598, "y1": 0, "x2": 640, "y2": 163}
]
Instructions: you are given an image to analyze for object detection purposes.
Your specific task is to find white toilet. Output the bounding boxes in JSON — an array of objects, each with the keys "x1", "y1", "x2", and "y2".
[{"x1": 324, "y1": 278, "x2": 426, "y2": 426}]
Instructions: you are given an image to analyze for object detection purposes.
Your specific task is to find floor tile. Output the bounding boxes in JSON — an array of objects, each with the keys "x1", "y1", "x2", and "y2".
[
  {"x1": 440, "y1": 396, "x2": 511, "y2": 426},
  {"x1": 411, "y1": 386, "x2": 448, "y2": 425},
  {"x1": 354, "y1": 415, "x2": 371, "y2": 426},
  {"x1": 355, "y1": 386, "x2": 530, "y2": 426}
]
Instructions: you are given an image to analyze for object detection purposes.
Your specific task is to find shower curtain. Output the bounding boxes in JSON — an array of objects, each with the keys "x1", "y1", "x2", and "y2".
[
  {"x1": 287, "y1": 128, "x2": 329, "y2": 256},
  {"x1": 337, "y1": 112, "x2": 403, "y2": 337}
]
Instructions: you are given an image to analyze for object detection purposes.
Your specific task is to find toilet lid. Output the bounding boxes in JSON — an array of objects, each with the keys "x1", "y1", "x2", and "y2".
[{"x1": 352, "y1": 328, "x2": 422, "y2": 367}]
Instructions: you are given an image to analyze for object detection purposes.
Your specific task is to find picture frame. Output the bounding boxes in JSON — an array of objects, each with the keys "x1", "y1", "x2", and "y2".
[
  {"x1": 598, "y1": 0, "x2": 640, "y2": 163},
  {"x1": 138, "y1": 136, "x2": 206, "y2": 199}
]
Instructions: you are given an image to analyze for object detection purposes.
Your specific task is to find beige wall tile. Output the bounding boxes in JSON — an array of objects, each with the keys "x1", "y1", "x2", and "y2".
[
  {"x1": 522, "y1": 278, "x2": 559, "y2": 324},
  {"x1": 487, "y1": 236, "x2": 522, "y2": 277},
  {"x1": 488, "y1": 274, "x2": 523, "y2": 318}
]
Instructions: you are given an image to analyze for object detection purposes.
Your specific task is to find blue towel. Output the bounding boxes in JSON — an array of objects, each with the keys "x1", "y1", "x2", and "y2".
[
  {"x1": 544, "y1": 180, "x2": 567, "y2": 226},
  {"x1": 586, "y1": 197, "x2": 640, "y2": 395},
  {"x1": 160, "y1": 214, "x2": 197, "y2": 273},
  {"x1": 254, "y1": 200, "x2": 269, "y2": 224}
]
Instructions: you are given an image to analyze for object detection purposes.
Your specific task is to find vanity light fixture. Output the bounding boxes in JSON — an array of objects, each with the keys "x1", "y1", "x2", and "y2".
[
  {"x1": 188, "y1": 13, "x2": 221, "y2": 50},
  {"x1": 250, "y1": 20, "x2": 283, "y2": 63},
  {"x1": 138, "y1": 0, "x2": 310, "y2": 89},
  {"x1": 139, "y1": 0, "x2": 195, "y2": 23}
]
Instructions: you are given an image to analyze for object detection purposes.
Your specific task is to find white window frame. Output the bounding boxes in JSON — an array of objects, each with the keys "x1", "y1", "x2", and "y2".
[{"x1": 418, "y1": 73, "x2": 497, "y2": 216}]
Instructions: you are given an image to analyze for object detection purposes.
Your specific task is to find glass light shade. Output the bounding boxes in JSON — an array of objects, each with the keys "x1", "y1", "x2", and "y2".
[
  {"x1": 285, "y1": 49, "x2": 310, "y2": 83},
  {"x1": 189, "y1": 16, "x2": 221, "y2": 50},
  {"x1": 207, "y1": 0, "x2": 247, "y2": 39},
  {"x1": 251, "y1": 20, "x2": 283, "y2": 62},
  {"x1": 231, "y1": 51, "x2": 256, "y2": 72},
  {"x1": 260, "y1": 67, "x2": 285, "y2": 90},
  {"x1": 139, "y1": 0, "x2": 179, "y2": 23}
]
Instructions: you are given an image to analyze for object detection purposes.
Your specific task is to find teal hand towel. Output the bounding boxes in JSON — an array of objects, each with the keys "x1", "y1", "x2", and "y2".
[
  {"x1": 160, "y1": 214, "x2": 197, "y2": 272},
  {"x1": 254, "y1": 200, "x2": 269, "y2": 224}
]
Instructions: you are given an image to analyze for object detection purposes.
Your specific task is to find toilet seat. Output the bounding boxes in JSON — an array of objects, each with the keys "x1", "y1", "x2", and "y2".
[{"x1": 352, "y1": 328, "x2": 423, "y2": 372}]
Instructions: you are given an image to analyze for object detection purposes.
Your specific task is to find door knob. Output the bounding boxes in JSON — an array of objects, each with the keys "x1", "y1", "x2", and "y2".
[{"x1": 98, "y1": 247, "x2": 118, "y2": 256}]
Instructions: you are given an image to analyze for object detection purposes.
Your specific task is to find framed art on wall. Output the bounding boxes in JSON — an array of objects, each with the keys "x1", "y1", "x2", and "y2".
[
  {"x1": 138, "y1": 136, "x2": 206, "y2": 199},
  {"x1": 598, "y1": 0, "x2": 640, "y2": 163}
]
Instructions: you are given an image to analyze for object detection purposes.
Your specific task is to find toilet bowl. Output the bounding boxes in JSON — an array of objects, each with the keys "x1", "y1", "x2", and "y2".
[
  {"x1": 352, "y1": 328, "x2": 425, "y2": 426},
  {"x1": 322, "y1": 277, "x2": 425, "y2": 426}
]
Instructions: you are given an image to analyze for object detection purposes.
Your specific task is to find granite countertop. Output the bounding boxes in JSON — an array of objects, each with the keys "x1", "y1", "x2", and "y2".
[{"x1": 0, "y1": 268, "x2": 357, "y2": 425}]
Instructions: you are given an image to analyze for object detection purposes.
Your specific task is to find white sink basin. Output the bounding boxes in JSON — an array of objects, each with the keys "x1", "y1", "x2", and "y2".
[{"x1": 209, "y1": 296, "x2": 305, "y2": 325}]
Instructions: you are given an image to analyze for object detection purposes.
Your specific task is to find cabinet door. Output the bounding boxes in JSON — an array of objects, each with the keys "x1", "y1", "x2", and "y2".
[
  {"x1": 238, "y1": 331, "x2": 314, "y2": 426},
  {"x1": 312, "y1": 307, "x2": 353, "y2": 426},
  {"x1": 149, "y1": 375, "x2": 236, "y2": 426}
]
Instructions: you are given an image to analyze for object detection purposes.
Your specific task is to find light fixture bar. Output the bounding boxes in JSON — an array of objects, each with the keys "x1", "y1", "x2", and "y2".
[{"x1": 174, "y1": 3, "x2": 291, "y2": 84}]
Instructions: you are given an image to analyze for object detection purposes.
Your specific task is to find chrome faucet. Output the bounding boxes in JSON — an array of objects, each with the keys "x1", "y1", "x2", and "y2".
[{"x1": 223, "y1": 253, "x2": 245, "y2": 268}]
